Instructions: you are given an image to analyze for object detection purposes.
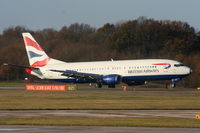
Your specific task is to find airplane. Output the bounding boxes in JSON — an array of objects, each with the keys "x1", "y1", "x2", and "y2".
[{"x1": 4, "y1": 33, "x2": 192, "y2": 88}]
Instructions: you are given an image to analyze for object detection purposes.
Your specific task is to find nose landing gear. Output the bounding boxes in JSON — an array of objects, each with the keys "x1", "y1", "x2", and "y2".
[
  {"x1": 165, "y1": 78, "x2": 181, "y2": 88},
  {"x1": 165, "y1": 82, "x2": 176, "y2": 88},
  {"x1": 170, "y1": 83, "x2": 176, "y2": 88}
]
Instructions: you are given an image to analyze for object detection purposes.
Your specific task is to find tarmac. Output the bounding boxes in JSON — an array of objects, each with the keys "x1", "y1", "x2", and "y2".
[
  {"x1": 0, "y1": 110, "x2": 199, "y2": 118},
  {"x1": 0, "y1": 86, "x2": 197, "y2": 92},
  {"x1": 0, "y1": 86, "x2": 199, "y2": 97},
  {"x1": 1, "y1": 125, "x2": 200, "y2": 133}
]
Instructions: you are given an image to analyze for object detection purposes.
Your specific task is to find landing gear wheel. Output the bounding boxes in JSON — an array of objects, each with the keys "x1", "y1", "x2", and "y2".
[
  {"x1": 95, "y1": 83, "x2": 102, "y2": 88},
  {"x1": 170, "y1": 83, "x2": 176, "y2": 88},
  {"x1": 166, "y1": 83, "x2": 176, "y2": 89}
]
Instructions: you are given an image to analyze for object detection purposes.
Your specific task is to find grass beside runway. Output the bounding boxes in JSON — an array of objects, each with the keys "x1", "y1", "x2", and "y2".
[
  {"x1": 0, "y1": 89, "x2": 200, "y2": 110},
  {"x1": 0, "y1": 116, "x2": 200, "y2": 128}
]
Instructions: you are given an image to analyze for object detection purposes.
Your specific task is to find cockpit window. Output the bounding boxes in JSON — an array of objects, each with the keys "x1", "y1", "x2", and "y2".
[{"x1": 174, "y1": 64, "x2": 184, "y2": 67}]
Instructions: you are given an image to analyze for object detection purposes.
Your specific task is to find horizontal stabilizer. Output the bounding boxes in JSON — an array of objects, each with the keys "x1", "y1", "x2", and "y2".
[{"x1": 3, "y1": 63, "x2": 39, "y2": 70}]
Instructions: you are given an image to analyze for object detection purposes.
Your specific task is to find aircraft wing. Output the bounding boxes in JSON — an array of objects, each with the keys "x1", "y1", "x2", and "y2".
[{"x1": 50, "y1": 69, "x2": 102, "y2": 81}]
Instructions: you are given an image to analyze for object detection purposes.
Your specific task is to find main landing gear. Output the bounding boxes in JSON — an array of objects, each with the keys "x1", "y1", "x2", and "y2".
[
  {"x1": 95, "y1": 83, "x2": 102, "y2": 88},
  {"x1": 95, "y1": 83, "x2": 116, "y2": 88}
]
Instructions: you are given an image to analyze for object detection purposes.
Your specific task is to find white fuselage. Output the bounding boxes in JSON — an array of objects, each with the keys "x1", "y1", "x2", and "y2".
[{"x1": 31, "y1": 59, "x2": 191, "y2": 84}]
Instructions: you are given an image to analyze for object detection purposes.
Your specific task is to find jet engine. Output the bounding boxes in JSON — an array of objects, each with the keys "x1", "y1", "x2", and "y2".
[{"x1": 102, "y1": 74, "x2": 121, "y2": 85}]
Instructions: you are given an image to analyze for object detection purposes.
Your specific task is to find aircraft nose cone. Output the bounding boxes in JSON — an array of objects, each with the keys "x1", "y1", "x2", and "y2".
[
  {"x1": 185, "y1": 67, "x2": 192, "y2": 75},
  {"x1": 190, "y1": 68, "x2": 193, "y2": 74}
]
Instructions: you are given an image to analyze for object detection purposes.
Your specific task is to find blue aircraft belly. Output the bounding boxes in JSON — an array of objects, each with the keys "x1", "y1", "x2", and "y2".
[
  {"x1": 51, "y1": 74, "x2": 188, "y2": 84},
  {"x1": 122, "y1": 74, "x2": 187, "y2": 81}
]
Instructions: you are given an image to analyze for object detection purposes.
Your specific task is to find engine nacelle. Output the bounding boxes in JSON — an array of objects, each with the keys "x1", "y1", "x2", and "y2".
[{"x1": 102, "y1": 74, "x2": 121, "y2": 85}]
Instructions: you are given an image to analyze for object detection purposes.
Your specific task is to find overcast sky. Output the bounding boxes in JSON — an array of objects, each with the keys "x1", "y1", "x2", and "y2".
[{"x1": 0, "y1": 0, "x2": 199, "y2": 33}]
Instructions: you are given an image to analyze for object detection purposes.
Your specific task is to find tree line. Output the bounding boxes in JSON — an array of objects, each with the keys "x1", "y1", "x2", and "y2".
[{"x1": 0, "y1": 18, "x2": 199, "y2": 87}]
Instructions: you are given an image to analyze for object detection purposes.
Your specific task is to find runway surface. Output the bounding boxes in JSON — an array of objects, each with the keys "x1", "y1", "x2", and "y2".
[
  {"x1": 0, "y1": 86, "x2": 197, "y2": 91},
  {"x1": 1, "y1": 125, "x2": 200, "y2": 133},
  {"x1": 0, "y1": 86, "x2": 199, "y2": 97},
  {"x1": 0, "y1": 110, "x2": 199, "y2": 118}
]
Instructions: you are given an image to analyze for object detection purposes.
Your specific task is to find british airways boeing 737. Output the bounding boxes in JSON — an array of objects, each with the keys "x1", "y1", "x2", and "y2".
[{"x1": 4, "y1": 33, "x2": 192, "y2": 88}]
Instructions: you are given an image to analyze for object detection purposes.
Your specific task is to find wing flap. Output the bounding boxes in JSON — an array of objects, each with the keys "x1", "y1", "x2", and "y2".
[{"x1": 50, "y1": 69, "x2": 102, "y2": 81}]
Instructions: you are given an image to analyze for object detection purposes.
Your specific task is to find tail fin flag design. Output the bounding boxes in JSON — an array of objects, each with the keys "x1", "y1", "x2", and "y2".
[{"x1": 22, "y1": 33, "x2": 50, "y2": 67}]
